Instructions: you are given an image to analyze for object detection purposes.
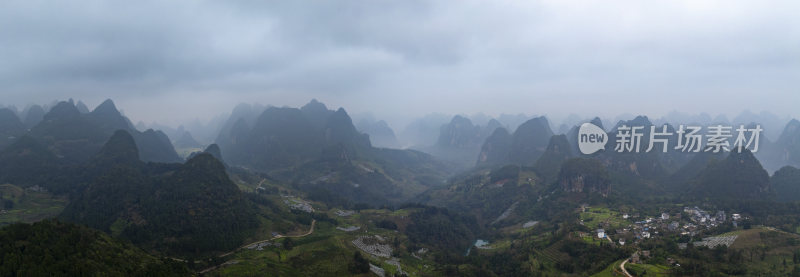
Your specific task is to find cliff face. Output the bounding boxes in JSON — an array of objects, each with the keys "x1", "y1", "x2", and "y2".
[{"x1": 558, "y1": 158, "x2": 611, "y2": 197}]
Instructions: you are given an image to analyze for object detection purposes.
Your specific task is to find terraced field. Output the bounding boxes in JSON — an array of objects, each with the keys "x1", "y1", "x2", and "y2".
[{"x1": 0, "y1": 184, "x2": 67, "y2": 226}]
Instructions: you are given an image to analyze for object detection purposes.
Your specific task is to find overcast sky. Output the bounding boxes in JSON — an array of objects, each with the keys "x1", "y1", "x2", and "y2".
[{"x1": 1, "y1": 0, "x2": 798, "y2": 128}]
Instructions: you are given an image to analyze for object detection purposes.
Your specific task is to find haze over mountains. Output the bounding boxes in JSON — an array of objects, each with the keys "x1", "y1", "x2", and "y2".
[
  {"x1": 3, "y1": 97, "x2": 800, "y2": 275},
  {"x1": 2, "y1": 0, "x2": 800, "y2": 274}
]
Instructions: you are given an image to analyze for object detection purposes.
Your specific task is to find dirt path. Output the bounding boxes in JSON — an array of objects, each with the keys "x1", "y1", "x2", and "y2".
[
  {"x1": 220, "y1": 219, "x2": 316, "y2": 257},
  {"x1": 173, "y1": 178, "x2": 318, "y2": 273},
  {"x1": 619, "y1": 259, "x2": 633, "y2": 277},
  {"x1": 195, "y1": 219, "x2": 316, "y2": 274}
]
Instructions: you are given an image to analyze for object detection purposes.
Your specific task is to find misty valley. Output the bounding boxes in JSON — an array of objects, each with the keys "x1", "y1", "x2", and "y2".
[{"x1": 1, "y1": 98, "x2": 800, "y2": 276}]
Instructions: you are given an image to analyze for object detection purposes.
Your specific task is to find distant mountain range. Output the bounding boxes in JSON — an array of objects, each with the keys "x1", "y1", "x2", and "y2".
[
  {"x1": 60, "y1": 130, "x2": 258, "y2": 255},
  {"x1": 214, "y1": 99, "x2": 455, "y2": 205},
  {"x1": 463, "y1": 113, "x2": 800, "y2": 201},
  {"x1": 0, "y1": 99, "x2": 182, "y2": 164},
  {"x1": 475, "y1": 116, "x2": 554, "y2": 168},
  {"x1": 0, "y1": 108, "x2": 26, "y2": 149},
  {"x1": 355, "y1": 118, "x2": 399, "y2": 148},
  {"x1": 419, "y1": 115, "x2": 502, "y2": 168}
]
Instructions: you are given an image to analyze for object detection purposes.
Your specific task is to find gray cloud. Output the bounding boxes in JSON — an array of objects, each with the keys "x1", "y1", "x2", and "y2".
[{"x1": 0, "y1": 0, "x2": 798, "y2": 127}]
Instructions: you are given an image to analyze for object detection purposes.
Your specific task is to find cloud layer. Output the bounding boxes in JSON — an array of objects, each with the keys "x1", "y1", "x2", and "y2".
[{"x1": 1, "y1": 0, "x2": 798, "y2": 126}]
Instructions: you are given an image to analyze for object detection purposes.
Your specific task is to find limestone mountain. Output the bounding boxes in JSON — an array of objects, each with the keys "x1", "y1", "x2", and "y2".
[
  {"x1": 27, "y1": 100, "x2": 181, "y2": 163},
  {"x1": 227, "y1": 106, "x2": 322, "y2": 170},
  {"x1": 356, "y1": 119, "x2": 399, "y2": 148},
  {"x1": 474, "y1": 116, "x2": 555, "y2": 168},
  {"x1": 418, "y1": 165, "x2": 546, "y2": 226},
  {"x1": 666, "y1": 151, "x2": 725, "y2": 193},
  {"x1": 399, "y1": 113, "x2": 451, "y2": 148},
  {"x1": 216, "y1": 100, "x2": 454, "y2": 205},
  {"x1": 60, "y1": 131, "x2": 150, "y2": 232},
  {"x1": 137, "y1": 153, "x2": 256, "y2": 253},
  {"x1": 482, "y1": 119, "x2": 503, "y2": 138},
  {"x1": 218, "y1": 100, "x2": 392, "y2": 170},
  {"x1": 203, "y1": 143, "x2": 223, "y2": 162},
  {"x1": 61, "y1": 131, "x2": 257, "y2": 255},
  {"x1": 87, "y1": 99, "x2": 133, "y2": 131},
  {"x1": 436, "y1": 115, "x2": 483, "y2": 149},
  {"x1": 75, "y1": 100, "x2": 90, "y2": 113},
  {"x1": 476, "y1": 127, "x2": 513, "y2": 167},
  {"x1": 771, "y1": 166, "x2": 800, "y2": 202},
  {"x1": 535, "y1": 134, "x2": 573, "y2": 183},
  {"x1": 21, "y1": 104, "x2": 45, "y2": 128},
  {"x1": 133, "y1": 129, "x2": 181, "y2": 163},
  {"x1": 598, "y1": 116, "x2": 669, "y2": 179},
  {"x1": 323, "y1": 108, "x2": 371, "y2": 152},
  {"x1": 93, "y1": 130, "x2": 141, "y2": 166},
  {"x1": 0, "y1": 135, "x2": 60, "y2": 189},
  {"x1": 558, "y1": 158, "x2": 611, "y2": 196},
  {"x1": 173, "y1": 130, "x2": 202, "y2": 149},
  {"x1": 508, "y1": 116, "x2": 554, "y2": 165},
  {"x1": 214, "y1": 103, "x2": 264, "y2": 158},
  {"x1": 187, "y1": 143, "x2": 227, "y2": 168},
  {"x1": 217, "y1": 118, "x2": 251, "y2": 166},
  {"x1": 430, "y1": 116, "x2": 506, "y2": 168},
  {"x1": 565, "y1": 117, "x2": 604, "y2": 156},
  {"x1": 301, "y1": 98, "x2": 334, "y2": 129},
  {"x1": 28, "y1": 101, "x2": 106, "y2": 163},
  {"x1": 0, "y1": 108, "x2": 26, "y2": 149},
  {"x1": 759, "y1": 119, "x2": 800, "y2": 173},
  {"x1": 691, "y1": 149, "x2": 771, "y2": 200}
]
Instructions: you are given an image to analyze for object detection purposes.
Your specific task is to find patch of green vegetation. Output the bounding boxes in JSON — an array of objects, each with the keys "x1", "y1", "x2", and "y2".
[
  {"x1": 0, "y1": 183, "x2": 67, "y2": 226},
  {"x1": 625, "y1": 263, "x2": 670, "y2": 276},
  {"x1": 719, "y1": 229, "x2": 745, "y2": 236},
  {"x1": 209, "y1": 205, "x2": 443, "y2": 276},
  {"x1": 581, "y1": 233, "x2": 603, "y2": 246},
  {"x1": 0, "y1": 220, "x2": 189, "y2": 276},
  {"x1": 580, "y1": 206, "x2": 629, "y2": 230},
  {"x1": 219, "y1": 217, "x2": 383, "y2": 276},
  {"x1": 109, "y1": 218, "x2": 130, "y2": 237},
  {"x1": 590, "y1": 259, "x2": 625, "y2": 277}
]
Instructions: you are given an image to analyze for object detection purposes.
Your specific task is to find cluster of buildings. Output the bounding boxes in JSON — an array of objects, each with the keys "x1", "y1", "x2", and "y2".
[
  {"x1": 593, "y1": 206, "x2": 744, "y2": 246},
  {"x1": 334, "y1": 209, "x2": 355, "y2": 217},
  {"x1": 683, "y1": 206, "x2": 728, "y2": 225},
  {"x1": 282, "y1": 197, "x2": 314, "y2": 213},
  {"x1": 245, "y1": 241, "x2": 281, "y2": 251}
]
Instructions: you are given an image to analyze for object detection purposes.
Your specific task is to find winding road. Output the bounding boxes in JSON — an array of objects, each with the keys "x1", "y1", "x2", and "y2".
[
  {"x1": 619, "y1": 259, "x2": 633, "y2": 277},
  {"x1": 197, "y1": 219, "x2": 316, "y2": 274},
  {"x1": 168, "y1": 219, "x2": 316, "y2": 274}
]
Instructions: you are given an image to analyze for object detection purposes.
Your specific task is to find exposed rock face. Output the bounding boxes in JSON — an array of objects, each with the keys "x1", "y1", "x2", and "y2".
[{"x1": 558, "y1": 158, "x2": 610, "y2": 196}]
